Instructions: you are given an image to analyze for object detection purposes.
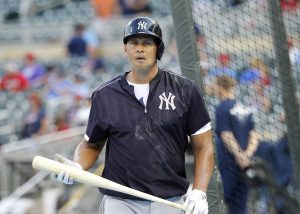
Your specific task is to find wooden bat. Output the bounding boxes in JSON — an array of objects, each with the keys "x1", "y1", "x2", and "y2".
[{"x1": 32, "y1": 156, "x2": 186, "y2": 211}]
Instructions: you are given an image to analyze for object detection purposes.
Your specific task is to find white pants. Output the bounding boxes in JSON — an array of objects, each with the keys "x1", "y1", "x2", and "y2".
[{"x1": 99, "y1": 195, "x2": 185, "y2": 214}]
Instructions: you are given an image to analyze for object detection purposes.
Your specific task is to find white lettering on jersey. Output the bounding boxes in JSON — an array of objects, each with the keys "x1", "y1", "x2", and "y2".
[
  {"x1": 159, "y1": 92, "x2": 176, "y2": 110},
  {"x1": 230, "y1": 103, "x2": 252, "y2": 122}
]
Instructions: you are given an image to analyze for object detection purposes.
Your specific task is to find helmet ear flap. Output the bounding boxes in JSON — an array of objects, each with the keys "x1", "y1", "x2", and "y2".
[{"x1": 157, "y1": 42, "x2": 165, "y2": 60}]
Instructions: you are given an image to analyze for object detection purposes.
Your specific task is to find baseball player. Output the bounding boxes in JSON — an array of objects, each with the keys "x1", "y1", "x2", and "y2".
[{"x1": 52, "y1": 17, "x2": 214, "y2": 214}]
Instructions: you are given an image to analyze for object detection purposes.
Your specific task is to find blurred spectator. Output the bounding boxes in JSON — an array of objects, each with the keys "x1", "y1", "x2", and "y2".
[
  {"x1": 249, "y1": 58, "x2": 271, "y2": 87},
  {"x1": 281, "y1": 0, "x2": 299, "y2": 11},
  {"x1": 90, "y1": 0, "x2": 120, "y2": 19},
  {"x1": 215, "y1": 75, "x2": 259, "y2": 214},
  {"x1": 118, "y1": 0, "x2": 152, "y2": 16},
  {"x1": 205, "y1": 53, "x2": 237, "y2": 95},
  {"x1": 67, "y1": 23, "x2": 87, "y2": 57},
  {"x1": 194, "y1": 24, "x2": 205, "y2": 45},
  {"x1": 53, "y1": 110, "x2": 70, "y2": 131},
  {"x1": 81, "y1": 49, "x2": 106, "y2": 76},
  {"x1": 73, "y1": 97, "x2": 91, "y2": 126},
  {"x1": 239, "y1": 68, "x2": 261, "y2": 85},
  {"x1": 21, "y1": 52, "x2": 45, "y2": 88},
  {"x1": 47, "y1": 72, "x2": 74, "y2": 98},
  {"x1": 21, "y1": 93, "x2": 48, "y2": 138},
  {"x1": 253, "y1": 112, "x2": 293, "y2": 213},
  {"x1": 81, "y1": 25, "x2": 106, "y2": 75},
  {"x1": 82, "y1": 26, "x2": 101, "y2": 56},
  {"x1": 65, "y1": 94, "x2": 90, "y2": 127},
  {"x1": 288, "y1": 38, "x2": 300, "y2": 66},
  {"x1": 71, "y1": 74, "x2": 90, "y2": 99},
  {"x1": 255, "y1": 135, "x2": 293, "y2": 186},
  {"x1": 67, "y1": 95, "x2": 83, "y2": 125},
  {"x1": 41, "y1": 64, "x2": 60, "y2": 93},
  {"x1": 288, "y1": 39, "x2": 300, "y2": 84},
  {"x1": 0, "y1": 62, "x2": 29, "y2": 92},
  {"x1": 240, "y1": 70, "x2": 272, "y2": 114},
  {"x1": 200, "y1": 61, "x2": 210, "y2": 78},
  {"x1": 3, "y1": 10, "x2": 19, "y2": 23},
  {"x1": 209, "y1": 53, "x2": 238, "y2": 79}
]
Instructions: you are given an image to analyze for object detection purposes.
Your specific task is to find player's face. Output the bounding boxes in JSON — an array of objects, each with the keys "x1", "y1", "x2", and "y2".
[{"x1": 124, "y1": 35, "x2": 157, "y2": 73}]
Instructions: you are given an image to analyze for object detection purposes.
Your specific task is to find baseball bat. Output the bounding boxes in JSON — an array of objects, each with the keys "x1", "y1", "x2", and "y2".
[{"x1": 32, "y1": 156, "x2": 186, "y2": 211}]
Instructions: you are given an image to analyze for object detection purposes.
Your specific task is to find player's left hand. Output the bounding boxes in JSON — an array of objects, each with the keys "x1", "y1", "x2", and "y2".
[
  {"x1": 184, "y1": 189, "x2": 208, "y2": 214},
  {"x1": 50, "y1": 154, "x2": 82, "y2": 185}
]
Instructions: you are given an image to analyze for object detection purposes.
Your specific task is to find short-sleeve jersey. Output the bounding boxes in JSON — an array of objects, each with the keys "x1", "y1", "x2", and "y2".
[
  {"x1": 85, "y1": 69, "x2": 210, "y2": 199},
  {"x1": 215, "y1": 99, "x2": 254, "y2": 166}
]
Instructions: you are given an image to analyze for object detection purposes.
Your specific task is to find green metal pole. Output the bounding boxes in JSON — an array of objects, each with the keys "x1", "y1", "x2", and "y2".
[{"x1": 169, "y1": 0, "x2": 226, "y2": 213}]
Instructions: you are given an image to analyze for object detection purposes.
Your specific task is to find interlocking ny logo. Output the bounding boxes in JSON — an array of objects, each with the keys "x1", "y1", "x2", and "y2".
[
  {"x1": 137, "y1": 21, "x2": 147, "y2": 30},
  {"x1": 159, "y1": 92, "x2": 176, "y2": 110}
]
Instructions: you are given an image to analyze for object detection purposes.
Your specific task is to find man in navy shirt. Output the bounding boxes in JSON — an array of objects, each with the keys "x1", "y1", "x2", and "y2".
[
  {"x1": 53, "y1": 17, "x2": 214, "y2": 214},
  {"x1": 67, "y1": 23, "x2": 87, "y2": 57},
  {"x1": 215, "y1": 75, "x2": 259, "y2": 214}
]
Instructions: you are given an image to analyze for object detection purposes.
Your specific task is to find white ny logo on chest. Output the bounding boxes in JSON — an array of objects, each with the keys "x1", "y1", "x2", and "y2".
[
  {"x1": 137, "y1": 21, "x2": 147, "y2": 30},
  {"x1": 159, "y1": 92, "x2": 176, "y2": 110}
]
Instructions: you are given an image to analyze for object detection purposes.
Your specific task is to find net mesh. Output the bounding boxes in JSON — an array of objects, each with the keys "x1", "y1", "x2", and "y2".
[{"x1": 190, "y1": 0, "x2": 300, "y2": 213}]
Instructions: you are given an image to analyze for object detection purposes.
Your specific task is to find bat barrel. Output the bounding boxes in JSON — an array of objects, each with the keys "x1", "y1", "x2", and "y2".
[{"x1": 32, "y1": 156, "x2": 186, "y2": 211}]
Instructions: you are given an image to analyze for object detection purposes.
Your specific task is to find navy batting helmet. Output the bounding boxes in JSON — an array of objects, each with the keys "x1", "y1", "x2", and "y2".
[{"x1": 123, "y1": 17, "x2": 165, "y2": 60}]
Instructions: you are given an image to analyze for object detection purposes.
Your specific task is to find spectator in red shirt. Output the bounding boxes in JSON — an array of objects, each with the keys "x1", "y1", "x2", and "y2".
[
  {"x1": 0, "y1": 62, "x2": 29, "y2": 92},
  {"x1": 281, "y1": 0, "x2": 299, "y2": 11}
]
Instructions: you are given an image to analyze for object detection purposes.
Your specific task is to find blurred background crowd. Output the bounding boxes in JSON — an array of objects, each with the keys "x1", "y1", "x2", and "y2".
[{"x1": 0, "y1": 0, "x2": 300, "y2": 213}]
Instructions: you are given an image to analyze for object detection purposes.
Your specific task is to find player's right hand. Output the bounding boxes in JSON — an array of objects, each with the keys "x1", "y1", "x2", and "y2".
[{"x1": 50, "y1": 154, "x2": 82, "y2": 185}]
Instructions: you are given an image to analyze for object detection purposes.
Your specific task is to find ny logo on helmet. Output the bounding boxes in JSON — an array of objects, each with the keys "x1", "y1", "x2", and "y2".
[
  {"x1": 138, "y1": 21, "x2": 147, "y2": 30},
  {"x1": 159, "y1": 92, "x2": 176, "y2": 110}
]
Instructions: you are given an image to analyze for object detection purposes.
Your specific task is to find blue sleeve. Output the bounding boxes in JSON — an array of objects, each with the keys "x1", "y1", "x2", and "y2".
[
  {"x1": 85, "y1": 92, "x2": 109, "y2": 144},
  {"x1": 187, "y1": 83, "x2": 211, "y2": 135}
]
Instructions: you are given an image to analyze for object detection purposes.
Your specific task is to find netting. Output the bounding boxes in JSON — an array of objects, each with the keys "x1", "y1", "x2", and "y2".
[{"x1": 190, "y1": 0, "x2": 300, "y2": 213}]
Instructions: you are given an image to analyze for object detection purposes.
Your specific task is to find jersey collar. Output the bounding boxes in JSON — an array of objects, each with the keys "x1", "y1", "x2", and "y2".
[{"x1": 120, "y1": 69, "x2": 162, "y2": 87}]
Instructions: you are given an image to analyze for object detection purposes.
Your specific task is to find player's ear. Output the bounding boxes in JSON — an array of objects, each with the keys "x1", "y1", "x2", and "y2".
[{"x1": 124, "y1": 44, "x2": 128, "y2": 53}]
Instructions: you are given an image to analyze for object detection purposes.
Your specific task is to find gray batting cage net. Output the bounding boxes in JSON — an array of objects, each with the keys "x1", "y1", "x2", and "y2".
[{"x1": 186, "y1": 0, "x2": 300, "y2": 213}]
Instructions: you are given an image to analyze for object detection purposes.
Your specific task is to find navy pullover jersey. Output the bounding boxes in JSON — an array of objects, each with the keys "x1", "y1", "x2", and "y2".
[{"x1": 85, "y1": 69, "x2": 210, "y2": 199}]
